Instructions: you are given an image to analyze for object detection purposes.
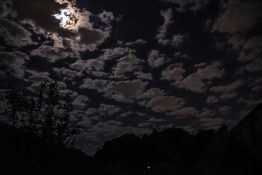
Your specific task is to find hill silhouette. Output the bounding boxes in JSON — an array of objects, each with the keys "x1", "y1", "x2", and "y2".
[{"x1": 0, "y1": 104, "x2": 262, "y2": 175}]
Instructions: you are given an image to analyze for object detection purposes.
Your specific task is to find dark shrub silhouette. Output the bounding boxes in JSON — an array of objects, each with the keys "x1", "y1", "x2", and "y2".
[{"x1": 5, "y1": 81, "x2": 78, "y2": 146}]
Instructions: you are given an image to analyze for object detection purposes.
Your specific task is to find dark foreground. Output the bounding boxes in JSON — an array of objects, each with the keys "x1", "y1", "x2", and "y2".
[{"x1": 0, "y1": 104, "x2": 262, "y2": 175}]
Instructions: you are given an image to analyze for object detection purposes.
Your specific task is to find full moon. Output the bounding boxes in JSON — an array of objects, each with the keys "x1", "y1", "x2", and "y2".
[{"x1": 53, "y1": 8, "x2": 77, "y2": 30}]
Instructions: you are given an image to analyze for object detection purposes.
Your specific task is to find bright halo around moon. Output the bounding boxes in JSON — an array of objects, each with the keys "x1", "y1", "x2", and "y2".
[
  {"x1": 53, "y1": 8, "x2": 77, "y2": 30},
  {"x1": 52, "y1": 0, "x2": 92, "y2": 32}
]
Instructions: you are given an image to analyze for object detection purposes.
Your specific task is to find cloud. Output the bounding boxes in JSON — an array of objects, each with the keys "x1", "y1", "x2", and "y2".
[
  {"x1": 220, "y1": 92, "x2": 238, "y2": 101},
  {"x1": 121, "y1": 39, "x2": 147, "y2": 47},
  {"x1": 26, "y1": 70, "x2": 51, "y2": 83},
  {"x1": 31, "y1": 45, "x2": 70, "y2": 63},
  {"x1": 209, "y1": 80, "x2": 243, "y2": 94},
  {"x1": 0, "y1": 18, "x2": 33, "y2": 47},
  {"x1": 80, "y1": 78, "x2": 109, "y2": 93},
  {"x1": 212, "y1": 0, "x2": 262, "y2": 33},
  {"x1": 156, "y1": 8, "x2": 173, "y2": 45},
  {"x1": 99, "y1": 47, "x2": 135, "y2": 60},
  {"x1": 72, "y1": 95, "x2": 89, "y2": 110},
  {"x1": 206, "y1": 92, "x2": 238, "y2": 104},
  {"x1": 171, "y1": 34, "x2": 184, "y2": 47},
  {"x1": 178, "y1": 62, "x2": 225, "y2": 93},
  {"x1": 199, "y1": 117, "x2": 225, "y2": 129},
  {"x1": 0, "y1": 0, "x2": 14, "y2": 18},
  {"x1": 141, "y1": 88, "x2": 166, "y2": 100},
  {"x1": 168, "y1": 106, "x2": 198, "y2": 117},
  {"x1": 0, "y1": 51, "x2": 29, "y2": 67},
  {"x1": 96, "y1": 10, "x2": 114, "y2": 31},
  {"x1": 108, "y1": 80, "x2": 148, "y2": 102},
  {"x1": 148, "y1": 50, "x2": 167, "y2": 68},
  {"x1": 198, "y1": 108, "x2": 216, "y2": 118},
  {"x1": 113, "y1": 53, "x2": 143, "y2": 75},
  {"x1": 53, "y1": 67, "x2": 83, "y2": 81},
  {"x1": 160, "y1": 0, "x2": 209, "y2": 12},
  {"x1": 206, "y1": 96, "x2": 219, "y2": 104},
  {"x1": 237, "y1": 36, "x2": 262, "y2": 68},
  {"x1": 162, "y1": 64, "x2": 185, "y2": 81},
  {"x1": 134, "y1": 72, "x2": 153, "y2": 81},
  {"x1": 212, "y1": 0, "x2": 262, "y2": 73},
  {"x1": 70, "y1": 59, "x2": 105, "y2": 74},
  {"x1": 219, "y1": 106, "x2": 232, "y2": 114},
  {"x1": 98, "y1": 104, "x2": 121, "y2": 116},
  {"x1": 0, "y1": 51, "x2": 29, "y2": 78},
  {"x1": 147, "y1": 96, "x2": 185, "y2": 112}
]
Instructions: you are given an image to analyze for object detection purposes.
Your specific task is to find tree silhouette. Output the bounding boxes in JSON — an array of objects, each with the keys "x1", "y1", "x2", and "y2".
[{"x1": 5, "y1": 81, "x2": 79, "y2": 146}]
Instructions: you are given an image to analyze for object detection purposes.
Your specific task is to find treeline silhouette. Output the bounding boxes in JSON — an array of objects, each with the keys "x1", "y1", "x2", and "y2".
[{"x1": 0, "y1": 82, "x2": 261, "y2": 175}]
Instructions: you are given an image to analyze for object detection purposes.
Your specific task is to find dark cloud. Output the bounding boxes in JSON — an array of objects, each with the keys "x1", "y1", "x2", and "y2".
[
  {"x1": 0, "y1": 18, "x2": 34, "y2": 47},
  {"x1": 212, "y1": 0, "x2": 262, "y2": 33},
  {"x1": 212, "y1": 0, "x2": 262, "y2": 74},
  {"x1": 13, "y1": 0, "x2": 64, "y2": 32},
  {"x1": 0, "y1": 51, "x2": 29, "y2": 78},
  {"x1": 160, "y1": 0, "x2": 210, "y2": 12},
  {"x1": 31, "y1": 45, "x2": 69, "y2": 62},
  {"x1": 78, "y1": 27, "x2": 103, "y2": 45}
]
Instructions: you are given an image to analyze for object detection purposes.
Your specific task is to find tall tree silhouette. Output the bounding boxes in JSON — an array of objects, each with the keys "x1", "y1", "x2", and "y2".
[{"x1": 5, "y1": 81, "x2": 78, "y2": 146}]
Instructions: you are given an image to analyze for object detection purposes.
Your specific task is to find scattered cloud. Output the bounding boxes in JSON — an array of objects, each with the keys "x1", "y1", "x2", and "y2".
[
  {"x1": 148, "y1": 50, "x2": 167, "y2": 68},
  {"x1": 168, "y1": 106, "x2": 198, "y2": 117},
  {"x1": 0, "y1": 51, "x2": 29, "y2": 78},
  {"x1": 108, "y1": 80, "x2": 148, "y2": 102},
  {"x1": 156, "y1": 8, "x2": 173, "y2": 45},
  {"x1": 31, "y1": 45, "x2": 70, "y2": 63},
  {"x1": 209, "y1": 80, "x2": 243, "y2": 94},
  {"x1": 0, "y1": 18, "x2": 34, "y2": 47},
  {"x1": 212, "y1": 0, "x2": 262, "y2": 33},
  {"x1": 162, "y1": 64, "x2": 185, "y2": 82},
  {"x1": 178, "y1": 63, "x2": 225, "y2": 93},
  {"x1": 147, "y1": 96, "x2": 185, "y2": 112}
]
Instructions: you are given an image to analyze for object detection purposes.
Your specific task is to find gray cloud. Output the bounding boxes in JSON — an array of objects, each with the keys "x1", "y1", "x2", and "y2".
[
  {"x1": 148, "y1": 49, "x2": 167, "y2": 68},
  {"x1": 53, "y1": 67, "x2": 83, "y2": 82},
  {"x1": 209, "y1": 80, "x2": 243, "y2": 94},
  {"x1": 156, "y1": 8, "x2": 173, "y2": 45},
  {"x1": 31, "y1": 45, "x2": 70, "y2": 63},
  {"x1": 162, "y1": 64, "x2": 185, "y2": 82},
  {"x1": 168, "y1": 106, "x2": 198, "y2": 117},
  {"x1": 72, "y1": 95, "x2": 89, "y2": 110},
  {"x1": 212, "y1": 0, "x2": 262, "y2": 33},
  {"x1": 147, "y1": 96, "x2": 185, "y2": 112},
  {"x1": 99, "y1": 47, "x2": 135, "y2": 60},
  {"x1": 206, "y1": 96, "x2": 219, "y2": 104},
  {"x1": 80, "y1": 78, "x2": 109, "y2": 93},
  {"x1": 113, "y1": 53, "x2": 143, "y2": 75},
  {"x1": 212, "y1": 0, "x2": 262, "y2": 74},
  {"x1": 0, "y1": 51, "x2": 29, "y2": 78},
  {"x1": 107, "y1": 80, "x2": 148, "y2": 102},
  {"x1": 0, "y1": 18, "x2": 34, "y2": 47},
  {"x1": 178, "y1": 62, "x2": 225, "y2": 93}
]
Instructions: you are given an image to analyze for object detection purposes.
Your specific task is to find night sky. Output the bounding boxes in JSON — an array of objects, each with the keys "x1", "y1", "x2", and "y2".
[{"x1": 0, "y1": 0, "x2": 261, "y2": 154}]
